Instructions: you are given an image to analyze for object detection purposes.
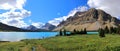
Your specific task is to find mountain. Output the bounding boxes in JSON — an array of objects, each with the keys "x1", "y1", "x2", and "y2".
[
  {"x1": 0, "y1": 22, "x2": 30, "y2": 32},
  {"x1": 26, "y1": 25, "x2": 38, "y2": 31},
  {"x1": 0, "y1": 22, "x2": 48, "y2": 32},
  {"x1": 41, "y1": 23, "x2": 56, "y2": 31},
  {"x1": 26, "y1": 25, "x2": 50, "y2": 32},
  {"x1": 54, "y1": 8, "x2": 120, "y2": 31}
]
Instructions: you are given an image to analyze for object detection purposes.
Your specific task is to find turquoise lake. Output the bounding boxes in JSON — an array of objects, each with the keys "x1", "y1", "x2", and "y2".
[{"x1": 0, "y1": 32, "x2": 98, "y2": 42}]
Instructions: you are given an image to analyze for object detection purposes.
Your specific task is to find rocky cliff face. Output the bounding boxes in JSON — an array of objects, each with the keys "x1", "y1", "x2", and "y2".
[{"x1": 54, "y1": 8, "x2": 120, "y2": 31}]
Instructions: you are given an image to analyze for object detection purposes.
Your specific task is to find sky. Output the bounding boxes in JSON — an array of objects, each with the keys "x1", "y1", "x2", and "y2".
[
  {"x1": 24, "y1": 0, "x2": 88, "y2": 27},
  {"x1": 0, "y1": 0, "x2": 120, "y2": 28}
]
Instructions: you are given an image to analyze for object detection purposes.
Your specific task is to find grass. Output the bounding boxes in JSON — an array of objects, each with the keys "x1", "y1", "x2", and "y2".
[{"x1": 0, "y1": 34, "x2": 120, "y2": 51}]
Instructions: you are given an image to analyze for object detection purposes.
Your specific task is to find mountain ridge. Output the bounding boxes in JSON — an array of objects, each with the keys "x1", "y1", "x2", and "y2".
[
  {"x1": 54, "y1": 8, "x2": 120, "y2": 31},
  {"x1": 41, "y1": 23, "x2": 56, "y2": 31},
  {"x1": 0, "y1": 22, "x2": 31, "y2": 32}
]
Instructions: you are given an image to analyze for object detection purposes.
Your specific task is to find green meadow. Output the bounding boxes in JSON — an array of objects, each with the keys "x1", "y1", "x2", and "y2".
[{"x1": 0, "y1": 34, "x2": 120, "y2": 51}]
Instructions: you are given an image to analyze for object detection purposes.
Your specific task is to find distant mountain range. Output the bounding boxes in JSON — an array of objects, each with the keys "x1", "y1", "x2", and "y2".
[
  {"x1": 54, "y1": 8, "x2": 120, "y2": 31},
  {"x1": 0, "y1": 23, "x2": 30, "y2": 32},
  {"x1": 0, "y1": 22, "x2": 56, "y2": 32},
  {"x1": 24, "y1": 23, "x2": 56, "y2": 31}
]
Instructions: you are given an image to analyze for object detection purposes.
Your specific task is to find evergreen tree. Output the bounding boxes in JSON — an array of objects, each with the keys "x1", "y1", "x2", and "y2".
[
  {"x1": 113, "y1": 28, "x2": 117, "y2": 33},
  {"x1": 84, "y1": 28, "x2": 87, "y2": 34},
  {"x1": 73, "y1": 29, "x2": 77, "y2": 33},
  {"x1": 117, "y1": 26, "x2": 120, "y2": 34},
  {"x1": 59, "y1": 29, "x2": 63, "y2": 36},
  {"x1": 76, "y1": 30, "x2": 80, "y2": 34},
  {"x1": 109, "y1": 27, "x2": 114, "y2": 34},
  {"x1": 63, "y1": 29, "x2": 67, "y2": 36},
  {"x1": 80, "y1": 29, "x2": 84, "y2": 34},
  {"x1": 71, "y1": 29, "x2": 77, "y2": 35},
  {"x1": 99, "y1": 28, "x2": 105, "y2": 37},
  {"x1": 105, "y1": 26, "x2": 109, "y2": 33}
]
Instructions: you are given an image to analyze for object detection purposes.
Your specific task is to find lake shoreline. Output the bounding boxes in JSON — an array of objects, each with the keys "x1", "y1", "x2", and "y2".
[
  {"x1": 0, "y1": 32, "x2": 98, "y2": 42},
  {"x1": 0, "y1": 34, "x2": 120, "y2": 51}
]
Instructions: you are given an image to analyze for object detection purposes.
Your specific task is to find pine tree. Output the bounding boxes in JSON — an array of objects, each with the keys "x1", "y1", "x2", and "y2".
[
  {"x1": 105, "y1": 26, "x2": 109, "y2": 33},
  {"x1": 59, "y1": 29, "x2": 63, "y2": 36},
  {"x1": 109, "y1": 27, "x2": 114, "y2": 34},
  {"x1": 117, "y1": 26, "x2": 120, "y2": 34},
  {"x1": 113, "y1": 28, "x2": 117, "y2": 33},
  {"x1": 80, "y1": 29, "x2": 84, "y2": 34},
  {"x1": 83, "y1": 28, "x2": 87, "y2": 34},
  {"x1": 73, "y1": 29, "x2": 77, "y2": 34},
  {"x1": 99, "y1": 28, "x2": 105, "y2": 37},
  {"x1": 71, "y1": 29, "x2": 77, "y2": 35},
  {"x1": 63, "y1": 29, "x2": 67, "y2": 36}
]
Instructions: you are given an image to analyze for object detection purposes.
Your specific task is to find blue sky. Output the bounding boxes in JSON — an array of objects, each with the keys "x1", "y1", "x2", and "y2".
[
  {"x1": 24, "y1": 0, "x2": 88, "y2": 24},
  {"x1": 0, "y1": 0, "x2": 119, "y2": 28},
  {"x1": 0, "y1": 0, "x2": 89, "y2": 28}
]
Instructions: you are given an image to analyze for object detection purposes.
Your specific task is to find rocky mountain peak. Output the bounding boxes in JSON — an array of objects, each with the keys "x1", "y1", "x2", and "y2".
[
  {"x1": 26, "y1": 25, "x2": 37, "y2": 31},
  {"x1": 42, "y1": 23, "x2": 56, "y2": 30},
  {"x1": 54, "y1": 8, "x2": 120, "y2": 31},
  {"x1": 88, "y1": 8, "x2": 97, "y2": 12}
]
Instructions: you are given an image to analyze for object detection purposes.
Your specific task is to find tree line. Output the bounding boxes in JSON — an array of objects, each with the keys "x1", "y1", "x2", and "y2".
[
  {"x1": 58, "y1": 28, "x2": 87, "y2": 36},
  {"x1": 58, "y1": 26, "x2": 120, "y2": 37},
  {"x1": 99, "y1": 26, "x2": 120, "y2": 37}
]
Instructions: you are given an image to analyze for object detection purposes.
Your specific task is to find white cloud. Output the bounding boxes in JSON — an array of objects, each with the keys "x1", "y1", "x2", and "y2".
[
  {"x1": 49, "y1": 6, "x2": 88, "y2": 26},
  {"x1": 87, "y1": 0, "x2": 120, "y2": 18},
  {"x1": 0, "y1": 0, "x2": 26, "y2": 10},
  {"x1": 1, "y1": 18, "x2": 29, "y2": 28},
  {"x1": 31, "y1": 22, "x2": 45, "y2": 28},
  {"x1": 0, "y1": 0, "x2": 31, "y2": 28}
]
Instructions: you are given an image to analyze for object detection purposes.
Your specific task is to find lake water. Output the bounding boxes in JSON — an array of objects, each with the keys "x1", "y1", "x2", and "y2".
[
  {"x1": 0, "y1": 32, "x2": 58, "y2": 42},
  {"x1": 87, "y1": 32, "x2": 99, "y2": 34},
  {"x1": 0, "y1": 32, "x2": 98, "y2": 42}
]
